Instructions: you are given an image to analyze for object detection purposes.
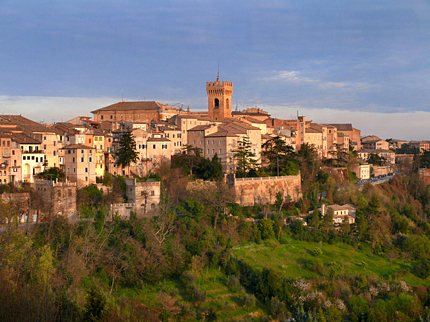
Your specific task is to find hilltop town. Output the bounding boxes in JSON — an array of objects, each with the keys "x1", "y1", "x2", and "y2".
[
  {"x1": 0, "y1": 76, "x2": 425, "y2": 221},
  {"x1": 2, "y1": 77, "x2": 430, "y2": 321}
]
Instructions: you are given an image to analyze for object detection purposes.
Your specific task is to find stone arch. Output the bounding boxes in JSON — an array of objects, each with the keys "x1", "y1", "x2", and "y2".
[{"x1": 214, "y1": 98, "x2": 219, "y2": 109}]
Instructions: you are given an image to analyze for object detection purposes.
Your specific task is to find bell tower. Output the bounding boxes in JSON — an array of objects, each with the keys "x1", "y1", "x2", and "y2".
[{"x1": 206, "y1": 73, "x2": 233, "y2": 120}]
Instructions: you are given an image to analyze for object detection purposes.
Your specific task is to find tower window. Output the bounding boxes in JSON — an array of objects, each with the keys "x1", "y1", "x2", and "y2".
[
  {"x1": 226, "y1": 98, "x2": 230, "y2": 109},
  {"x1": 214, "y1": 98, "x2": 219, "y2": 109}
]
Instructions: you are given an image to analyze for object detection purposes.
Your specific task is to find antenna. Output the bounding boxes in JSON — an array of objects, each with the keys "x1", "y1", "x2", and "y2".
[{"x1": 217, "y1": 64, "x2": 219, "y2": 81}]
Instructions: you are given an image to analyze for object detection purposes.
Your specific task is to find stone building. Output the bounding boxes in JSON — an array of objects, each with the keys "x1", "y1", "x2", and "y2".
[
  {"x1": 207, "y1": 76, "x2": 233, "y2": 120},
  {"x1": 35, "y1": 180, "x2": 77, "y2": 219},
  {"x1": 91, "y1": 101, "x2": 182, "y2": 123},
  {"x1": 125, "y1": 178, "x2": 161, "y2": 216},
  {"x1": 61, "y1": 144, "x2": 97, "y2": 186}
]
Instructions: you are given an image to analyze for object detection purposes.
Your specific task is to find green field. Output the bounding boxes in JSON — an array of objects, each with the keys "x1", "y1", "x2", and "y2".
[
  {"x1": 232, "y1": 236, "x2": 429, "y2": 287},
  {"x1": 119, "y1": 269, "x2": 265, "y2": 321}
]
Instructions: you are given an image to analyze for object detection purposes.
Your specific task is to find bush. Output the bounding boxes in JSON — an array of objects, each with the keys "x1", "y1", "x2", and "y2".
[
  {"x1": 181, "y1": 271, "x2": 195, "y2": 286},
  {"x1": 242, "y1": 294, "x2": 256, "y2": 311},
  {"x1": 226, "y1": 275, "x2": 241, "y2": 293},
  {"x1": 414, "y1": 258, "x2": 430, "y2": 279},
  {"x1": 268, "y1": 297, "x2": 286, "y2": 320}
]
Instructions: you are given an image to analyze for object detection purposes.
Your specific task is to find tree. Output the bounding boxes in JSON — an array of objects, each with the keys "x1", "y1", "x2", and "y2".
[
  {"x1": 262, "y1": 136, "x2": 295, "y2": 176},
  {"x1": 233, "y1": 137, "x2": 259, "y2": 177},
  {"x1": 37, "y1": 167, "x2": 65, "y2": 182},
  {"x1": 367, "y1": 153, "x2": 386, "y2": 166},
  {"x1": 114, "y1": 130, "x2": 139, "y2": 176},
  {"x1": 259, "y1": 218, "x2": 275, "y2": 240},
  {"x1": 242, "y1": 294, "x2": 256, "y2": 311},
  {"x1": 328, "y1": 143, "x2": 349, "y2": 167}
]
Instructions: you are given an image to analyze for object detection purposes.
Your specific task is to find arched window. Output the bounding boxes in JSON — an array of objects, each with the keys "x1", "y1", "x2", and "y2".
[
  {"x1": 226, "y1": 98, "x2": 230, "y2": 109},
  {"x1": 214, "y1": 98, "x2": 219, "y2": 109},
  {"x1": 151, "y1": 203, "x2": 156, "y2": 209}
]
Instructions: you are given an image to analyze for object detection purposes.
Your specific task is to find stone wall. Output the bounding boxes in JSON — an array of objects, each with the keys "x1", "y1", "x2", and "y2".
[
  {"x1": 35, "y1": 180, "x2": 77, "y2": 218},
  {"x1": 110, "y1": 203, "x2": 135, "y2": 219},
  {"x1": 125, "y1": 178, "x2": 161, "y2": 216},
  {"x1": 232, "y1": 175, "x2": 302, "y2": 206}
]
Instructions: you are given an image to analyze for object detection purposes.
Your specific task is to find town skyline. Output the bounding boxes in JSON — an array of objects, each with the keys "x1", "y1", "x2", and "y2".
[{"x1": 1, "y1": 1, "x2": 430, "y2": 140}]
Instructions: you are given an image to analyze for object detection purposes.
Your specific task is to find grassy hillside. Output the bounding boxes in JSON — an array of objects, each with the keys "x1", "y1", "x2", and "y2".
[
  {"x1": 232, "y1": 236, "x2": 429, "y2": 287},
  {"x1": 118, "y1": 269, "x2": 265, "y2": 321}
]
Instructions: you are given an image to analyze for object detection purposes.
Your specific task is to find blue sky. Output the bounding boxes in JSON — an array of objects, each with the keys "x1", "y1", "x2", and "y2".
[{"x1": 1, "y1": 0, "x2": 430, "y2": 139}]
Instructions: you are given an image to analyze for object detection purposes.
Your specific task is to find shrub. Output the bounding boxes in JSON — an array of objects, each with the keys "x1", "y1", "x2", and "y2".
[
  {"x1": 242, "y1": 294, "x2": 256, "y2": 311},
  {"x1": 414, "y1": 259, "x2": 430, "y2": 279}
]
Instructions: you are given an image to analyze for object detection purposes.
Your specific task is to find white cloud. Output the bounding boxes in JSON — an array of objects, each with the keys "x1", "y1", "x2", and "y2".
[
  {"x1": 0, "y1": 96, "x2": 116, "y2": 123},
  {"x1": 0, "y1": 95, "x2": 427, "y2": 141}
]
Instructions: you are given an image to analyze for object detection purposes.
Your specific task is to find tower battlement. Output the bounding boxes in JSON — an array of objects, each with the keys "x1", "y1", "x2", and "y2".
[{"x1": 206, "y1": 78, "x2": 233, "y2": 120}]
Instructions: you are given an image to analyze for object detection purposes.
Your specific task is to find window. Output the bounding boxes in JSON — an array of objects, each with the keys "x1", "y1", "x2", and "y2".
[
  {"x1": 214, "y1": 98, "x2": 219, "y2": 109},
  {"x1": 110, "y1": 115, "x2": 113, "y2": 119},
  {"x1": 53, "y1": 151, "x2": 56, "y2": 156},
  {"x1": 101, "y1": 115, "x2": 104, "y2": 120},
  {"x1": 31, "y1": 156, "x2": 35, "y2": 160},
  {"x1": 43, "y1": 145, "x2": 46, "y2": 150},
  {"x1": 212, "y1": 140, "x2": 214, "y2": 145},
  {"x1": 212, "y1": 149, "x2": 215, "y2": 154},
  {"x1": 219, "y1": 149, "x2": 222, "y2": 154},
  {"x1": 81, "y1": 157, "x2": 84, "y2": 162},
  {"x1": 89, "y1": 157, "x2": 92, "y2": 162},
  {"x1": 72, "y1": 157, "x2": 75, "y2": 162},
  {"x1": 43, "y1": 136, "x2": 46, "y2": 141},
  {"x1": 85, "y1": 168, "x2": 88, "y2": 173},
  {"x1": 162, "y1": 144, "x2": 167, "y2": 149},
  {"x1": 153, "y1": 144, "x2": 156, "y2": 149},
  {"x1": 207, "y1": 140, "x2": 210, "y2": 145},
  {"x1": 207, "y1": 149, "x2": 209, "y2": 154},
  {"x1": 151, "y1": 191, "x2": 155, "y2": 196},
  {"x1": 193, "y1": 140, "x2": 196, "y2": 145}
]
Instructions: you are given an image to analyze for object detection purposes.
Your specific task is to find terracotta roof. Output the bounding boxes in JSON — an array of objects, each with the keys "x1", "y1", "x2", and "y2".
[
  {"x1": 359, "y1": 149, "x2": 394, "y2": 154},
  {"x1": 240, "y1": 116, "x2": 267, "y2": 124},
  {"x1": 11, "y1": 133, "x2": 41, "y2": 144},
  {"x1": 0, "y1": 115, "x2": 41, "y2": 125},
  {"x1": 206, "y1": 130, "x2": 238, "y2": 138},
  {"x1": 91, "y1": 101, "x2": 181, "y2": 113},
  {"x1": 147, "y1": 137, "x2": 171, "y2": 142},
  {"x1": 188, "y1": 125, "x2": 214, "y2": 131},
  {"x1": 327, "y1": 124, "x2": 353, "y2": 131},
  {"x1": 62, "y1": 144, "x2": 94, "y2": 150},
  {"x1": 305, "y1": 128, "x2": 322, "y2": 134}
]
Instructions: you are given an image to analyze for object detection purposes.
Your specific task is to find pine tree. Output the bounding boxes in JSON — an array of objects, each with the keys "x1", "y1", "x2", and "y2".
[
  {"x1": 233, "y1": 137, "x2": 259, "y2": 177},
  {"x1": 114, "y1": 130, "x2": 139, "y2": 176}
]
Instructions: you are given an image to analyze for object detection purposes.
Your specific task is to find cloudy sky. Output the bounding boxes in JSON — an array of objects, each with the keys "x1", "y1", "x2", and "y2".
[{"x1": 1, "y1": 0, "x2": 430, "y2": 139}]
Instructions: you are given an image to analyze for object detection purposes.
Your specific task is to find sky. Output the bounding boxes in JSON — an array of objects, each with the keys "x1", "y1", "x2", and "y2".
[{"x1": 1, "y1": 0, "x2": 430, "y2": 140}]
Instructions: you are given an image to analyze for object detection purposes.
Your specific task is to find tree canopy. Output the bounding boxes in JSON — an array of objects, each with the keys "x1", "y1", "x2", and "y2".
[{"x1": 114, "y1": 130, "x2": 139, "y2": 171}]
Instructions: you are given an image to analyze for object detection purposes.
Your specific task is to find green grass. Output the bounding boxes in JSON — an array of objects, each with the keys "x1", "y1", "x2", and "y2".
[
  {"x1": 120, "y1": 269, "x2": 265, "y2": 321},
  {"x1": 232, "y1": 236, "x2": 430, "y2": 287}
]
